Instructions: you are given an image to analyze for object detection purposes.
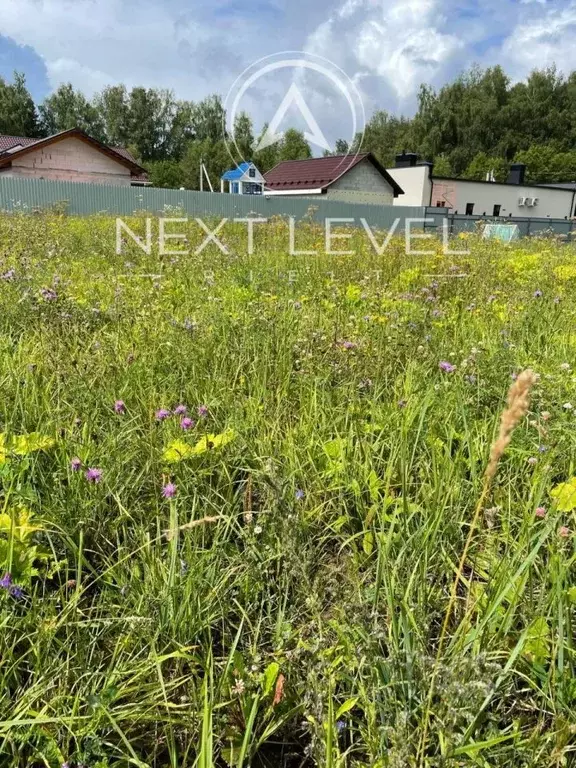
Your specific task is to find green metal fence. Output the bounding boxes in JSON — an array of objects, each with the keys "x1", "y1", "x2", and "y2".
[
  {"x1": 1, "y1": 177, "x2": 573, "y2": 239},
  {"x1": 0, "y1": 176, "x2": 444, "y2": 231}
]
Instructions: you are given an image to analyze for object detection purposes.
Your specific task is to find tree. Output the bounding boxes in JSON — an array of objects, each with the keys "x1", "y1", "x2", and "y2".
[
  {"x1": 253, "y1": 123, "x2": 279, "y2": 173},
  {"x1": 0, "y1": 72, "x2": 40, "y2": 137},
  {"x1": 39, "y1": 83, "x2": 105, "y2": 139},
  {"x1": 126, "y1": 87, "x2": 176, "y2": 161},
  {"x1": 190, "y1": 95, "x2": 226, "y2": 143},
  {"x1": 180, "y1": 138, "x2": 229, "y2": 191},
  {"x1": 463, "y1": 152, "x2": 509, "y2": 182},
  {"x1": 147, "y1": 159, "x2": 185, "y2": 189},
  {"x1": 93, "y1": 85, "x2": 130, "y2": 147},
  {"x1": 232, "y1": 111, "x2": 254, "y2": 162},
  {"x1": 277, "y1": 128, "x2": 311, "y2": 162}
]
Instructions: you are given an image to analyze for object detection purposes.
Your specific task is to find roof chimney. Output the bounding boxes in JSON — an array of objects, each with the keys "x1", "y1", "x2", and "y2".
[
  {"x1": 395, "y1": 150, "x2": 418, "y2": 168},
  {"x1": 507, "y1": 163, "x2": 526, "y2": 185}
]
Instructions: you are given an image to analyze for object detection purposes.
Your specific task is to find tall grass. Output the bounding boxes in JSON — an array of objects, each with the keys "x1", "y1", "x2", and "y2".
[{"x1": 0, "y1": 214, "x2": 574, "y2": 766}]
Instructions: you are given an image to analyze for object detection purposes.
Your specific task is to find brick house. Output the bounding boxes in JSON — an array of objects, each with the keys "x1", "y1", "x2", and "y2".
[
  {"x1": 0, "y1": 128, "x2": 149, "y2": 186},
  {"x1": 263, "y1": 153, "x2": 403, "y2": 205}
]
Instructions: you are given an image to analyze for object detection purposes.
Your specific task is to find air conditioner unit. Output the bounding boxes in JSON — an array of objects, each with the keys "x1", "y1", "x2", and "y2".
[
  {"x1": 518, "y1": 197, "x2": 527, "y2": 206},
  {"x1": 524, "y1": 197, "x2": 534, "y2": 207},
  {"x1": 532, "y1": 197, "x2": 539, "y2": 206}
]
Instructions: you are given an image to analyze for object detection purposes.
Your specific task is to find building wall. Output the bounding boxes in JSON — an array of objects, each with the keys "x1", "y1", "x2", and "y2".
[
  {"x1": 431, "y1": 178, "x2": 575, "y2": 219},
  {"x1": 0, "y1": 137, "x2": 133, "y2": 186},
  {"x1": 386, "y1": 165, "x2": 432, "y2": 206},
  {"x1": 326, "y1": 158, "x2": 394, "y2": 205}
]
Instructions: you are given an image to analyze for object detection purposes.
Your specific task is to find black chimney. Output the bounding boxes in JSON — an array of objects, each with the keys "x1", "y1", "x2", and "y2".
[
  {"x1": 395, "y1": 150, "x2": 418, "y2": 168},
  {"x1": 507, "y1": 163, "x2": 526, "y2": 185}
]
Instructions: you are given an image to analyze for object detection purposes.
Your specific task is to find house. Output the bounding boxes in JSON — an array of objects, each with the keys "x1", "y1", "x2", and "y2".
[
  {"x1": 387, "y1": 152, "x2": 576, "y2": 219},
  {"x1": 221, "y1": 162, "x2": 265, "y2": 195},
  {"x1": 0, "y1": 128, "x2": 149, "y2": 186},
  {"x1": 263, "y1": 153, "x2": 404, "y2": 205}
]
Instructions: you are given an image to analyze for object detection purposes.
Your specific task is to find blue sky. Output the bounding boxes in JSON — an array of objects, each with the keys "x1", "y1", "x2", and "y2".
[{"x1": 1, "y1": 0, "x2": 575, "y2": 137}]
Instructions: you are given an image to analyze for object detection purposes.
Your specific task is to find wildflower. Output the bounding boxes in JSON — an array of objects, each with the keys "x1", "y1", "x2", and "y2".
[
  {"x1": 40, "y1": 287, "x2": 57, "y2": 301},
  {"x1": 533, "y1": 289, "x2": 543, "y2": 298},
  {"x1": 85, "y1": 467, "x2": 103, "y2": 483},
  {"x1": 398, "y1": 399, "x2": 407, "y2": 408},
  {"x1": 465, "y1": 374, "x2": 477, "y2": 385},
  {"x1": 296, "y1": 489, "x2": 305, "y2": 501},
  {"x1": 174, "y1": 404, "x2": 187, "y2": 416},
  {"x1": 155, "y1": 408, "x2": 171, "y2": 421},
  {"x1": 70, "y1": 457, "x2": 82, "y2": 472},
  {"x1": 538, "y1": 445, "x2": 548, "y2": 453},
  {"x1": 197, "y1": 405, "x2": 208, "y2": 418},
  {"x1": 1, "y1": 268, "x2": 15, "y2": 281},
  {"x1": 535, "y1": 507, "x2": 547, "y2": 518},
  {"x1": 114, "y1": 400, "x2": 126, "y2": 414},
  {"x1": 0, "y1": 573, "x2": 12, "y2": 589},
  {"x1": 336, "y1": 720, "x2": 346, "y2": 734},
  {"x1": 254, "y1": 525, "x2": 263, "y2": 534},
  {"x1": 341, "y1": 340, "x2": 357, "y2": 350},
  {"x1": 231, "y1": 679, "x2": 246, "y2": 695},
  {"x1": 162, "y1": 482, "x2": 177, "y2": 498},
  {"x1": 560, "y1": 362, "x2": 571, "y2": 371},
  {"x1": 439, "y1": 361, "x2": 456, "y2": 373},
  {"x1": 527, "y1": 457, "x2": 538, "y2": 466},
  {"x1": 541, "y1": 411, "x2": 551, "y2": 421},
  {"x1": 559, "y1": 526, "x2": 571, "y2": 538},
  {"x1": 563, "y1": 403, "x2": 574, "y2": 410},
  {"x1": 180, "y1": 417, "x2": 195, "y2": 430},
  {"x1": 9, "y1": 585, "x2": 24, "y2": 600}
]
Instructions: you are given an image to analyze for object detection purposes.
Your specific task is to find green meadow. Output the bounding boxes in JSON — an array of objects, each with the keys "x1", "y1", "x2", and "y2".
[{"x1": 0, "y1": 213, "x2": 575, "y2": 767}]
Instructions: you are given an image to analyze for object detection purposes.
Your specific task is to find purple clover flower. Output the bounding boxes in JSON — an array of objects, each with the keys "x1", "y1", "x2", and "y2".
[
  {"x1": 173, "y1": 404, "x2": 187, "y2": 416},
  {"x1": 439, "y1": 361, "x2": 456, "y2": 373},
  {"x1": 9, "y1": 585, "x2": 24, "y2": 600},
  {"x1": 180, "y1": 417, "x2": 195, "y2": 430},
  {"x1": 155, "y1": 408, "x2": 171, "y2": 421},
  {"x1": 114, "y1": 400, "x2": 126, "y2": 414},
  {"x1": 295, "y1": 489, "x2": 305, "y2": 501},
  {"x1": 162, "y1": 482, "x2": 177, "y2": 498},
  {"x1": 85, "y1": 467, "x2": 103, "y2": 483},
  {"x1": 40, "y1": 287, "x2": 58, "y2": 301},
  {"x1": 197, "y1": 405, "x2": 208, "y2": 418},
  {"x1": 71, "y1": 457, "x2": 82, "y2": 472},
  {"x1": 0, "y1": 572, "x2": 12, "y2": 589}
]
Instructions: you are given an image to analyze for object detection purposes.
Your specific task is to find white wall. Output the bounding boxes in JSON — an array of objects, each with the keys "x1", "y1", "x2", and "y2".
[
  {"x1": 432, "y1": 178, "x2": 575, "y2": 219},
  {"x1": 386, "y1": 165, "x2": 432, "y2": 206}
]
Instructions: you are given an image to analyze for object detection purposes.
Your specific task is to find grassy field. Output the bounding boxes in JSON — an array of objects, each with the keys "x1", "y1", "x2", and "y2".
[{"x1": 0, "y1": 213, "x2": 575, "y2": 767}]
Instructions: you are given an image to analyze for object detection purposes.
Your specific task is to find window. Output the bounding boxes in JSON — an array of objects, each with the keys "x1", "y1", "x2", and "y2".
[
  {"x1": 465, "y1": 203, "x2": 475, "y2": 216},
  {"x1": 493, "y1": 204, "x2": 501, "y2": 217},
  {"x1": 436, "y1": 200, "x2": 444, "y2": 207},
  {"x1": 249, "y1": 168, "x2": 256, "y2": 178}
]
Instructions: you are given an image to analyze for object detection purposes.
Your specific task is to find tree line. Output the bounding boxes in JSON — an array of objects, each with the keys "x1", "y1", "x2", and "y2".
[{"x1": 2, "y1": 65, "x2": 576, "y2": 188}]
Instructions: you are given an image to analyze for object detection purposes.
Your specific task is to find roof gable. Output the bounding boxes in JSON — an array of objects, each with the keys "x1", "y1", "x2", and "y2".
[
  {"x1": 0, "y1": 129, "x2": 147, "y2": 176},
  {"x1": 221, "y1": 162, "x2": 263, "y2": 182},
  {"x1": 264, "y1": 153, "x2": 404, "y2": 196}
]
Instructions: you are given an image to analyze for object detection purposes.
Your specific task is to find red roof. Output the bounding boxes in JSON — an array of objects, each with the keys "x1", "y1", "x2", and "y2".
[
  {"x1": 264, "y1": 152, "x2": 404, "y2": 196},
  {"x1": 0, "y1": 135, "x2": 39, "y2": 153}
]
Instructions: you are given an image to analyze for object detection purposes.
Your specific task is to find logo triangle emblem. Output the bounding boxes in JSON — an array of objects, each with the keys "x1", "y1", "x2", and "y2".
[{"x1": 255, "y1": 83, "x2": 331, "y2": 152}]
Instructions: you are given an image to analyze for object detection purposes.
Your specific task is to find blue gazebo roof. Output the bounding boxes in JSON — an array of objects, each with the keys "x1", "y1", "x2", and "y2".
[{"x1": 221, "y1": 162, "x2": 252, "y2": 181}]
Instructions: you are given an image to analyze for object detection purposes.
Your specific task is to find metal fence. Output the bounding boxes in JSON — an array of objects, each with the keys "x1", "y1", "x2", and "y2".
[
  {"x1": 0, "y1": 177, "x2": 574, "y2": 239},
  {"x1": 0, "y1": 176, "x2": 440, "y2": 231}
]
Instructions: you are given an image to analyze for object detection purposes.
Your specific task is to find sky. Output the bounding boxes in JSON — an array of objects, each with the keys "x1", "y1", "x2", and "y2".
[{"x1": 1, "y1": 0, "x2": 576, "y2": 144}]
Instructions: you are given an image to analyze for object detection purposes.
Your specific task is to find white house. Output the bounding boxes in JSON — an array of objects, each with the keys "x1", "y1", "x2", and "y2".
[
  {"x1": 221, "y1": 162, "x2": 265, "y2": 195},
  {"x1": 387, "y1": 152, "x2": 576, "y2": 219}
]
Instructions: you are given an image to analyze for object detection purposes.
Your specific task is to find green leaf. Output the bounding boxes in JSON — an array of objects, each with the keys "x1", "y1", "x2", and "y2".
[
  {"x1": 362, "y1": 531, "x2": 374, "y2": 555},
  {"x1": 335, "y1": 697, "x2": 358, "y2": 719},
  {"x1": 550, "y1": 478, "x2": 576, "y2": 512},
  {"x1": 262, "y1": 662, "x2": 280, "y2": 696}
]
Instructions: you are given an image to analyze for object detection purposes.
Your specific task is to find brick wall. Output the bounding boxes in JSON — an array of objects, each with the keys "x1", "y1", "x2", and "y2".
[
  {"x1": 2, "y1": 137, "x2": 132, "y2": 186},
  {"x1": 326, "y1": 158, "x2": 394, "y2": 205}
]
